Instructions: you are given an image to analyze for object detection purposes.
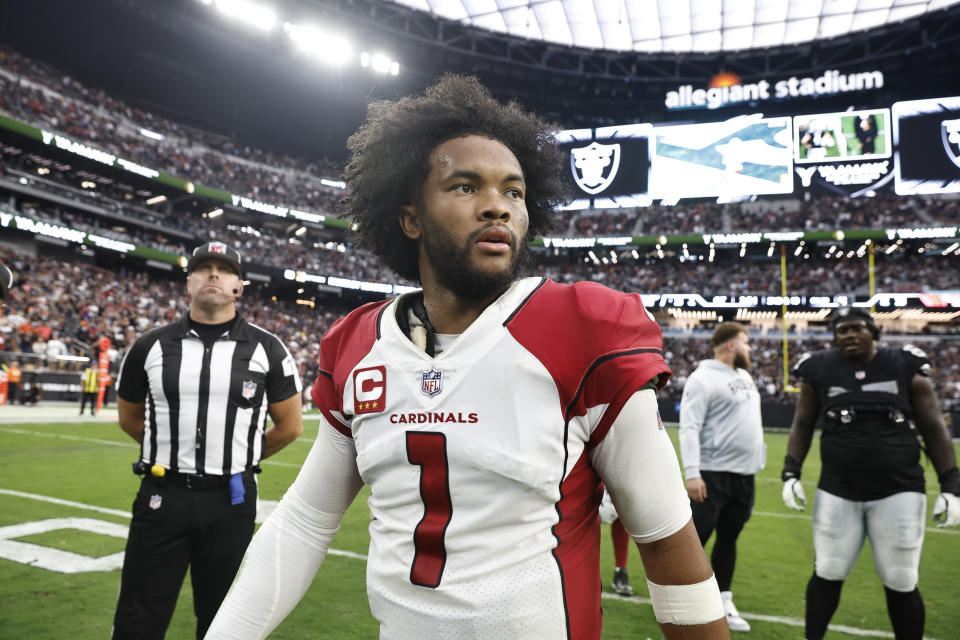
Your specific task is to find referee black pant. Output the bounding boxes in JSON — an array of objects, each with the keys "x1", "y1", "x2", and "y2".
[
  {"x1": 79, "y1": 391, "x2": 98, "y2": 415},
  {"x1": 112, "y1": 472, "x2": 257, "y2": 640},
  {"x1": 690, "y1": 470, "x2": 755, "y2": 592}
]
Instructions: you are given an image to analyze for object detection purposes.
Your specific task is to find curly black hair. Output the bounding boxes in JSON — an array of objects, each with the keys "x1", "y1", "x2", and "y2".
[{"x1": 342, "y1": 74, "x2": 567, "y2": 281}]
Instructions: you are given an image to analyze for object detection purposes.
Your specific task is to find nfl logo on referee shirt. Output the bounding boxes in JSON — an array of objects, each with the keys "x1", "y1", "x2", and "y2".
[
  {"x1": 149, "y1": 495, "x2": 162, "y2": 510},
  {"x1": 242, "y1": 380, "x2": 257, "y2": 400},
  {"x1": 421, "y1": 369, "x2": 442, "y2": 397}
]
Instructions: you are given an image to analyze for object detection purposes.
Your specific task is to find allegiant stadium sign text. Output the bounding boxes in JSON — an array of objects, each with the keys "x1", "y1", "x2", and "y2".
[{"x1": 665, "y1": 69, "x2": 884, "y2": 110}]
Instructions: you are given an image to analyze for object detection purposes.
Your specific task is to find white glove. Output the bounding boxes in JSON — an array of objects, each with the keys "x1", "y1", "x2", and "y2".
[
  {"x1": 598, "y1": 490, "x2": 618, "y2": 525},
  {"x1": 782, "y1": 478, "x2": 806, "y2": 511},
  {"x1": 933, "y1": 492, "x2": 960, "y2": 528}
]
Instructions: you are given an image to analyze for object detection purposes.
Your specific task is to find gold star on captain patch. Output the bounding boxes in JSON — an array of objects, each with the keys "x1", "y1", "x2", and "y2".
[{"x1": 371, "y1": 401, "x2": 378, "y2": 408}]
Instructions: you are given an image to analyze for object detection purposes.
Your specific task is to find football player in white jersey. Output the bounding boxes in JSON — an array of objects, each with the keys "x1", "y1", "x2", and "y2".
[{"x1": 206, "y1": 75, "x2": 729, "y2": 640}]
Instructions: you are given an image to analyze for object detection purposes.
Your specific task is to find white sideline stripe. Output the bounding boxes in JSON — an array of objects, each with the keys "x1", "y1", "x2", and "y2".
[
  {"x1": 0, "y1": 426, "x2": 302, "y2": 469},
  {"x1": 755, "y1": 476, "x2": 943, "y2": 498},
  {"x1": 0, "y1": 427, "x2": 135, "y2": 448},
  {"x1": 0, "y1": 488, "x2": 943, "y2": 639},
  {"x1": 0, "y1": 488, "x2": 131, "y2": 518},
  {"x1": 600, "y1": 593, "x2": 939, "y2": 639},
  {"x1": 753, "y1": 510, "x2": 959, "y2": 535},
  {"x1": 3, "y1": 426, "x2": 956, "y2": 532}
]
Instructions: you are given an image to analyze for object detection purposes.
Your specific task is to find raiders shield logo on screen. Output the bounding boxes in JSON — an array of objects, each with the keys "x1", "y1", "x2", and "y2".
[
  {"x1": 571, "y1": 141, "x2": 621, "y2": 195},
  {"x1": 941, "y1": 118, "x2": 960, "y2": 169}
]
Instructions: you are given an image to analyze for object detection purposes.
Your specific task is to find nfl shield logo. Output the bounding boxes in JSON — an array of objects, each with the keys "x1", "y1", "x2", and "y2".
[
  {"x1": 208, "y1": 242, "x2": 227, "y2": 254},
  {"x1": 149, "y1": 494, "x2": 162, "y2": 510},
  {"x1": 242, "y1": 380, "x2": 257, "y2": 400},
  {"x1": 855, "y1": 370, "x2": 866, "y2": 380},
  {"x1": 421, "y1": 369, "x2": 442, "y2": 397}
]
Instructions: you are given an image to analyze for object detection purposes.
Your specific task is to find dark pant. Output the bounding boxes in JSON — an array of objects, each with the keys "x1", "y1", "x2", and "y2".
[
  {"x1": 80, "y1": 392, "x2": 98, "y2": 414},
  {"x1": 690, "y1": 471, "x2": 755, "y2": 592},
  {"x1": 112, "y1": 472, "x2": 257, "y2": 640}
]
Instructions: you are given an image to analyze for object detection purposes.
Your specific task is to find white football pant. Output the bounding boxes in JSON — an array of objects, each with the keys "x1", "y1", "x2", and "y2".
[{"x1": 812, "y1": 489, "x2": 926, "y2": 592}]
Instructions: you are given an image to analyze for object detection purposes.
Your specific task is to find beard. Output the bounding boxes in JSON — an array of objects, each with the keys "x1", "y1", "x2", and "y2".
[
  {"x1": 420, "y1": 218, "x2": 531, "y2": 302},
  {"x1": 733, "y1": 351, "x2": 751, "y2": 370}
]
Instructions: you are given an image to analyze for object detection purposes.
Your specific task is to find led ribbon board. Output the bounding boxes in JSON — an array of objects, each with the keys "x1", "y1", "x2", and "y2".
[
  {"x1": 556, "y1": 124, "x2": 652, "y2": 210},
  {"x1": 650, "y1": 114, "x2": 794, "y2": 201},
  {"x1": 893, "y1": 96, "x2": 960, "y2": 195},
  {"x1": 792, "y1": 108, "x2": 893, "y2": 197}
]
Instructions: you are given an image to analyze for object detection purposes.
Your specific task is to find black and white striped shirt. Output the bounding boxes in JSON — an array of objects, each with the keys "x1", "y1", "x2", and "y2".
[{"x1": 117, "y1": 316, "x2": 302, "y2": 475}]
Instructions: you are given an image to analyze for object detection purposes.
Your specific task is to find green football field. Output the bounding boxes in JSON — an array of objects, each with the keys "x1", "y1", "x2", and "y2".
[{"x1": 1, "y1": 407, "x2": 958, "y2": 639}]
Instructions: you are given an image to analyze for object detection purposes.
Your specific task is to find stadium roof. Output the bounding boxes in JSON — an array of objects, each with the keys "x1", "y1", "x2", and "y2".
[{"x1": 390, "y1": 0, "x2": 960, "y2": 52}]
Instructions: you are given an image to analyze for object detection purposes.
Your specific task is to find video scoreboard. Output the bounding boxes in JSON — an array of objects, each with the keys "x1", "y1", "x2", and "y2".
[{"x1": 557, "y1": 96, "x2": 960, "y2": 207}]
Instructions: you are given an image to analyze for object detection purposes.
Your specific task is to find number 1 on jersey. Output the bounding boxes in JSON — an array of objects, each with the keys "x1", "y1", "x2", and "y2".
[{"x1": 405, "y1": 431, "x2": 452, "y2": 588}]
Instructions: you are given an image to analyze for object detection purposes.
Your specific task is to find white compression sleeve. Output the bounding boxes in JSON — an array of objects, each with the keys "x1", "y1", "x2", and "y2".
[
  {"x1": 205, "y1": 420, "x2": 364, "y2": 639},
  {"x1": 589, "y1": 388, "x2": 691, "y2": 544}
]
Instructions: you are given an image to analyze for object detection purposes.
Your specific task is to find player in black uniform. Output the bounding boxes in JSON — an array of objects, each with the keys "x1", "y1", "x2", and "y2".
[{"x1": 781, "y1": 308, "x2": 959, "y2": 640}]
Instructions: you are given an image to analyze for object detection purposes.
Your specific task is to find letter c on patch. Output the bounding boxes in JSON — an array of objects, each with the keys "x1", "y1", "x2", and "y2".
[{"x1": 354, "y1": 366, "x2": 386, "y2": 414}]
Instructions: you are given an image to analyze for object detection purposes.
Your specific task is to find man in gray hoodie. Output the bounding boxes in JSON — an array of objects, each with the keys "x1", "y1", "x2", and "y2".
[{"x1": 679, "y1": 322, "x2": 765, "y2": 632}]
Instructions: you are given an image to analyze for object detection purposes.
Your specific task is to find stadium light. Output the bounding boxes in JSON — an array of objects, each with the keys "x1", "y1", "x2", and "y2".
[
  {"x1": 206, "y1": 208, "x2": 223, "y2": 218},
  {"x1": 361, "y1": 51, "x2": 400, "y2": 75},
  {"x1": 138, "y1": 127, "x2": 165, "y2": 141},
  {"x1": 214, "y1": 0, "x2": 276, "y2": 31},
  {"x1": 285, "y1": 22, "x2": 352, "y2": 66},
  {"x1": 146, "y1": 195, "x2": 167, "y2": 205}
]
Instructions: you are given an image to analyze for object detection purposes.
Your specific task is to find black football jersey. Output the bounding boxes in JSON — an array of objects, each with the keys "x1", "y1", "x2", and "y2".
[{"x1": 794, "y1": 345, "x2": 931, "y2": 501}]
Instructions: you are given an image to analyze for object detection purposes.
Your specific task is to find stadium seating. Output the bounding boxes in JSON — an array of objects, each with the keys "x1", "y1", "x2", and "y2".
[{"x1": 0, "y1": 46, "x2": 957, "y2": 419}]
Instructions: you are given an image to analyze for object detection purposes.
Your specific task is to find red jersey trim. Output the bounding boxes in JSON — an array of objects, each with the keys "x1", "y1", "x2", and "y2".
[
  {"x1": 312, "y1": 299, "x2": 390, "y2": 437},
  {"x1": 312, "y1": 369, "x2": 352, "y2": 437},
  {"x1": 551, "y1": 448, "x2": 603, "y2": 640}
]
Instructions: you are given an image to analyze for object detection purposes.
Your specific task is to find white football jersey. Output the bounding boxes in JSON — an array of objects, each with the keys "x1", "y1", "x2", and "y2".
[{"x1": 312, "y1": 277, "x2": 676, "y2": 640}]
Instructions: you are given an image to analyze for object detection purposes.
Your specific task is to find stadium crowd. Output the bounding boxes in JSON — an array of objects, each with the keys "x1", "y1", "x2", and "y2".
[
  {"x1": 0, "y1": 48, "x2": 343, "y2": 215},
  {"x1": 3, "y1": 46, "x2": 958, "y2": 241},
  {"x1": 559, "y1": 194, "x2": 958, "y2": 238},
  {"x1": 3, "y1": 189, "x2": 956, "y2": 298},
  {"x1": 2, "y1": 248, "x2": 958, "y2": 413},
  {"x1": 538, "y1": 251, "x2": 959, "y2": 297}
]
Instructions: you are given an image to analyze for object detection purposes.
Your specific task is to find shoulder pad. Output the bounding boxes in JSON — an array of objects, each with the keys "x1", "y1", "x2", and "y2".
[{"x1": 901, "y1": 344, "x2": 932, "y2": 377}]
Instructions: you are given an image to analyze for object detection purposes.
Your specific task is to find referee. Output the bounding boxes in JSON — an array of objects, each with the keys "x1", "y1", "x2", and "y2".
[{"x1": 112, "y1": 242, "x2": 303, "y2": 640}]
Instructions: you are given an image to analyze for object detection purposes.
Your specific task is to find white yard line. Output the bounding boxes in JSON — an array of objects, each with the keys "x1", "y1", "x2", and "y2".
[
  {"x1": 0, "y1": 426, "x2": 304, "y2": 468},
  {"x1": 4, "y1": 425, "x2": 956, "y2": 533},
  {"x1": 0, "y1": 488, "x2": 130, "y2": 518},
  {"x1": 0, "y1": 486, "x2": 946, "y2": 639},
  {"x1": 600, "y1": 593, "x2": 939, "y2": 639}
]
